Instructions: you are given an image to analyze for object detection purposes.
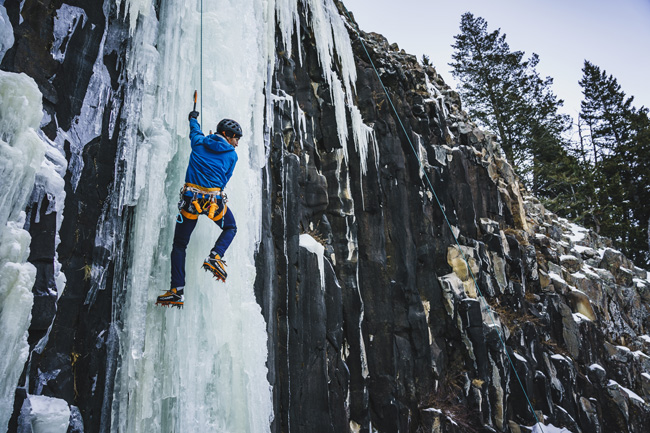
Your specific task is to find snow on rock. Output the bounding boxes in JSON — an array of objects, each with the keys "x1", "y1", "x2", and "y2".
[
  {"x1": 608, "y1": 380, "x2": 646, "y2": 404},
  {"x1": 589, "y1": 363, "x2": 606, "y2": 373},
  {"x1": 531, "y1": 422, "x2": 574, "y2": 433},
  {"x1": 572, "y1": 312, "x2": 592, "y2": 323},
  {"x1": 0, "y1": 70, "x2": 46, "y2": 433},
  {"x1": 24, "y1": 395, "x2": 71, "y2": 433},
  {"x1": 300, "y1": 233, "x2": 326, "y2": 291},
  {"x1": 564, "y1": 221, "x2": 588, "y2": 243},
  {"x1": 513, "y1": 351, "x2": 527, "y2": 363}
]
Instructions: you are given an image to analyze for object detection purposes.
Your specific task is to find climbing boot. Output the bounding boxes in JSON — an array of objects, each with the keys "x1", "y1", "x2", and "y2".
[
  {"x1": 202, "y1": 252, "x2": 227, "y2": 282},
  {"x1": 155, "y1": 287, "x2": 184, "y2": 308}
]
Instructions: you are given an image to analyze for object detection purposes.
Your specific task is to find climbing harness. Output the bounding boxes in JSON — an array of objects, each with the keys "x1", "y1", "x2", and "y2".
[
  {"x1": 177, "y1": 183, "x2": 228, "y2": 223},
  {"x1": 341, "y1": 9, "x2": 546, "y2": 431}
]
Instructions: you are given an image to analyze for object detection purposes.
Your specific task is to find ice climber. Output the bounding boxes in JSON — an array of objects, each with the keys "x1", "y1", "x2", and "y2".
[{"x1": 156, "y1": 110, "x2": 242, "y2": 308}]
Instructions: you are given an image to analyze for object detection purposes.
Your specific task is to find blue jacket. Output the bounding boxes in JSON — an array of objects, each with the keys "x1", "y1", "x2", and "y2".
[{"x1": 185, "y1": 118, "x2": 238, "y2": 190}]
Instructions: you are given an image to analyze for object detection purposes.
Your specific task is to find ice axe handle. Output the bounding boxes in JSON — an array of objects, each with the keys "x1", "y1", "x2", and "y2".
[{"x1": 193, "y1": 90, "x2": 197, "y2": 112}]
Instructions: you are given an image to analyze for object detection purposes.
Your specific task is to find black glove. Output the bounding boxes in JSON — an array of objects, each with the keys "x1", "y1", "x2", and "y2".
[{"x1": 188, "y1": 111, "x2": 199, "y2": 121}]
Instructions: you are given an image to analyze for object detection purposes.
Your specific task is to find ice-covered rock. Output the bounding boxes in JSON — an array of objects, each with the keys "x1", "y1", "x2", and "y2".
[
  {"x1": 0, "y1": 70, "x2": 45, "y2": 432},
  {"x1": 0, "y1": 5, "x2": 13, "y2": 63},
  {"x1": 20, "y1": 395, "x2": 71, "y2": 433}
]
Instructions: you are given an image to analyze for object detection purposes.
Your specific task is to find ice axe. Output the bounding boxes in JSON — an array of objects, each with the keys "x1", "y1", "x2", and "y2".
[{"x1": 189, "y1": 90, "x2": 200, "y2": 122}]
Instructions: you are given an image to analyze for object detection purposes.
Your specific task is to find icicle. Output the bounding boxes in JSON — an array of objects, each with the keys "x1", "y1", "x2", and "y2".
[{"x1": 275, "y1": 0, "x2": 301, "y2": 63}]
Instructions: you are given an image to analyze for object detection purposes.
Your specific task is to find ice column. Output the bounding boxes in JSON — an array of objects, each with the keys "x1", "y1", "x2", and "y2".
[
  {"x1": 110, "y1": 0, "x2": 273, "y2": 431},
  {"x1": 0, "y1": 71, "x2": 46, "y2": 432}
]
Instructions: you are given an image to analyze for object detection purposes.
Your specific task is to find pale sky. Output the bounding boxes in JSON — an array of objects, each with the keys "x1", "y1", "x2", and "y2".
[{"x1": 342, "y1": 0, "x2": 650, "y2": 122}]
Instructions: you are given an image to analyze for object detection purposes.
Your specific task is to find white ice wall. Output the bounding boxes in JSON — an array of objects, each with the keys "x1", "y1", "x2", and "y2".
[
  {"x1": 110, "y1": 1, "x2": 273, "y2": 431},
  {"x1": 0, "y1": 71, "x2": 45, "y2": 432}
]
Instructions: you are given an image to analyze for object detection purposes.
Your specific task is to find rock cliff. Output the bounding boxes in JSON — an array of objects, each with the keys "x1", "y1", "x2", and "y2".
[
  {"x1": 1, "y1": 0, "x2": 649, "y2": 432},
  {"x1": 256, "y1": 3, "x2": 650, "y2": 432}
]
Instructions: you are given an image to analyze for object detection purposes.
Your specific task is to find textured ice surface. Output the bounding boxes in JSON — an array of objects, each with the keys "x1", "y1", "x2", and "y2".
[
  {"x1": 51, "y1": 4, "x2": 87, "y2": 62},
  {"x1": 63, "y1": 11, "x2": 110, "y2": 192},
  {"x1": 0, "y1": 5, "x2": 14, "y2": 63},
  {"x1": 0, "y1": 71, "x2": 44, "y2": 433},
  {"x1": 25, "y1": 395, "x2": 71, "y2": 433},
  {"x1": 110, "y1": 0, "x2": 273, "y2": 431}
]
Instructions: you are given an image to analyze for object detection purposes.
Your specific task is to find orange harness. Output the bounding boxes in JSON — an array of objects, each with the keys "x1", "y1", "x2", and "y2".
[{"x1": 178, "y1": 183, "x2": 228, "y2": 222}]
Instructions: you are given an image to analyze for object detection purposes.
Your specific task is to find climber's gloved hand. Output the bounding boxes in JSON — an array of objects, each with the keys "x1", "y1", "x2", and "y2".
[{"x1": 188, "y1": 111, "x2": 199, "y2": 121}]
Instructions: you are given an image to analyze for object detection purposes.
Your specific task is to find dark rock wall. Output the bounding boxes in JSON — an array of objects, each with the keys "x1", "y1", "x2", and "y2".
[{"x1": 256, "y1": 2, "x2": 650, "y2": 433}]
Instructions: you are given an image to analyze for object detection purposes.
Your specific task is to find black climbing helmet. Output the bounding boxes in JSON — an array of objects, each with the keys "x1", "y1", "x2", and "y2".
[{"x1": 217, "y1": 119, "x2": 243, "y2": 139}]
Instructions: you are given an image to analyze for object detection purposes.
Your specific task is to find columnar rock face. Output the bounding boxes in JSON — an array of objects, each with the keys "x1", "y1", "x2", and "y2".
[
  {"x1": 256, "y1": 3, "x2": 650, "y2": 432},
  {"x1": 2, "y1": 0, "x2": 650, "y2": 432}
]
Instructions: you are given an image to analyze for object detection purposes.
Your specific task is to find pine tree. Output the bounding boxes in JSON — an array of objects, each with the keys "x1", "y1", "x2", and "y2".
[
  {"x1": 622, "y1": 107, "x2": 650, "y2": 265},
  {"x1": 449, "y1": 13, "x2": 529, "y2": 165},
  {"x1": 449, "y1": 13, "x2": 582, "y2": 216},
  {"x1": 579, "y1": 61, "x2": 649, "y2": 266},
  {"x1": 579, "y1": 61, "x2": 634, "y2": 159}
]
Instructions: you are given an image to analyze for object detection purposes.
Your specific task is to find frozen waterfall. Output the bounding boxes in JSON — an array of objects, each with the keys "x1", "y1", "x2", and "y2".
[
  {"x1": 0, "y1": 71, "x2": 45, "y2": 432},
  {"x1": 108, "y1": 0, "x2": 273, "y2": 432},
  {"x1": 110, "y1": 0, "x2": 370, "y2": 430}
]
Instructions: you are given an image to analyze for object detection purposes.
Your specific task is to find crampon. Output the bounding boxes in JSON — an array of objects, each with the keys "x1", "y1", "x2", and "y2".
[
  {"x1": 155, "y1": 287, "x2": 184, "y2": 308},
  {"x1": 202, "y1": 254, "x2": 227, "y2": 282}
]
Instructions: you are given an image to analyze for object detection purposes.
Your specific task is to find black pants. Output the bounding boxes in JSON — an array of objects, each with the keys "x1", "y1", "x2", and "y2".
[{"x1": 170, "y1": 196, "x2": 236, "y2": 288}]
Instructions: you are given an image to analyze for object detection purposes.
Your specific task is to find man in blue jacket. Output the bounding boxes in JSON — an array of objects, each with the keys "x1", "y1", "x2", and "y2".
[{"x1": 156, "y1": 111, "x2": 242, "y2": 308}]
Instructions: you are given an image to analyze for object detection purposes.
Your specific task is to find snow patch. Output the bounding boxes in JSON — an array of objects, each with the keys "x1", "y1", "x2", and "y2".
[
  {"x1": 565, "y1": 222, "x2": 587, "y2": 243},
  {"x1": 572, "y1": 312, "x2": 591, "y2": 323},
  {"x1": 608, "y1": 380, "x2": 645, "y2": 404},
  {"x1": 531, "y1": 422, "x2": 573, "y2": 433},
  {"x1": 513, "y1": 351, "x2": 527, "y2": 363},
  {"x1": 549, "y1": 272, "x2": 567, "y2": 285},
  {"x1": 581, "y1": 265, "x2": 600, "y2": 280},
  {"x1": 589, "y1": 363, "x2": 606, "y2": 373},
  {"x1": 551, "y1": 354, "x2": 571, "y2": 363},
  {"x1": 572, "y1": 244, "x2": 592, "y2": 253},
  {"x1": 300, "y1": 233, "x2": 326, "y2": 291}
]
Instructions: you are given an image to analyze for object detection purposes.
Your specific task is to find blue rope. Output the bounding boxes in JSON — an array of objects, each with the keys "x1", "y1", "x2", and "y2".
[{"x1": 342, "y1": 10, "x2": 545, "y2": 432}]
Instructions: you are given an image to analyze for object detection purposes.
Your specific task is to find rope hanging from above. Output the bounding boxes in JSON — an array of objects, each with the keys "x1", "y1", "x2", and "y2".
[{"x1": 340, "y1": 7, "x2": 546, "y2": 432}]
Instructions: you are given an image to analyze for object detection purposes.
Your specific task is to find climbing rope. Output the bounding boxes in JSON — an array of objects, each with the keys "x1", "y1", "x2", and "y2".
[
  {"x1": 341, "y1": 9, "x2": 546, "y2": 432},
  {"x1": 200, "y1": 0, "x2": 203, "y2": 116}
]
